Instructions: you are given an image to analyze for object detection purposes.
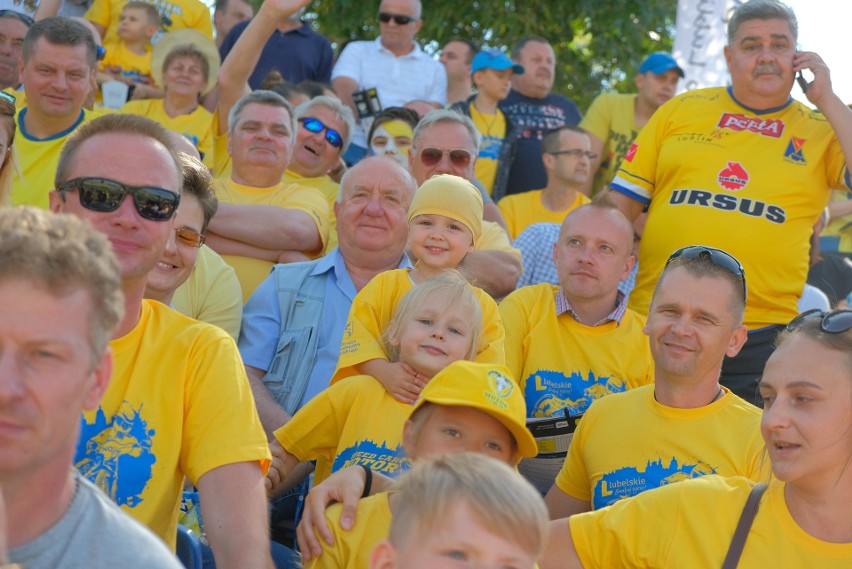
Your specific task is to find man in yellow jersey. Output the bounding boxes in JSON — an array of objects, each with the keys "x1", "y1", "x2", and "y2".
[
  {"x1": 284, "y1": 96, "x2": 355, "y2": 252},
  {"x1": 500, "y1": 201, "x2": 652, "y2": 494},
  {"x1": 581, "y1": 52, "x2": 683, "y2": 195},
  {"x1": 543, "y1": 246, "x2": 765, "y2": 520},
  {"x1": 49, "y1": 114, "x2": 274, "y2": 568},
  {"x1": 609, "y1": 0, "x2": 852, "y2": 404},
  {"x1": 498, "y1": 125, "x2": 593, "y2": 239},
  {"x1": 11, "y1": 17, "x2": 98, "y2": 209},
  {"x1": 409, "y1": 109, "x2": 523, "y2": 298},
  {"x1": 205, "y1": 89, "x2": 330, "y2": 302}
]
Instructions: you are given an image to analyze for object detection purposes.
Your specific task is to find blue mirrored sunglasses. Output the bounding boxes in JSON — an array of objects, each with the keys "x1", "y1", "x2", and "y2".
[{"x1": 299, "y1": 117, "x2": 343, "y2": 148}]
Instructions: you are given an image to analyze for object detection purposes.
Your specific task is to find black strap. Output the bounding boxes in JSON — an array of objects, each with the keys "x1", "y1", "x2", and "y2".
[{"x1": 721, "y1": 483, "x2": 768, "y2": 569}]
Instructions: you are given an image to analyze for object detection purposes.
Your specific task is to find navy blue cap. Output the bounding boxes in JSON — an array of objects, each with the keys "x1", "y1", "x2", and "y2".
[
  {"x1": 639, "y1": 52, "x2": 684, "y2": 78},
  {"x1": 471, "y1": 49, "x2": 525, "y2": 75}
]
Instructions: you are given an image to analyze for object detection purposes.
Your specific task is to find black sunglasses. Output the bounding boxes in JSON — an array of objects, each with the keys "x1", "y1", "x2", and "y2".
[
  {"x1": 58, "y1": 177, "x2": 180, "y2": 222},
  {"x1": 299, "y1": 117, "x2": 343, "y2": 148},
  {"x1": 0, "y1": 10, "x2": 34, "y2": 27},
  {"x1": 665, "y1": 245, "x2": 747, "y2": 302},
  {"x1": 786, "y1": 309, "x2": 852, "y2": 334},
  {"x1": 378, "y1": 11, "x2": 416, "y2": 25}
]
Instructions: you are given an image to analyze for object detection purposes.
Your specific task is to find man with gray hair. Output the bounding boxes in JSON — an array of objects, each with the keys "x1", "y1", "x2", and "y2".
[
  {"x1": 609, "y1": 0, "x2": 852, "y2": 404},
  {"x1": 211, "y1": 0, "x2": 331, "y2": 302},
  {"x1": 1, "y1": 207, "x2": 182, "y2": 568},
  {"x1": 11, "y1": 16, "x2": 98, "y2": 209}
]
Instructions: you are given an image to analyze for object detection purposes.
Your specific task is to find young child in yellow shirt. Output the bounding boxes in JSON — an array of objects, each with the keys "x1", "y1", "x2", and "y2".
[
  {"x1": 99, "y1": 2, "x2": 159, "y2": 98},
  {"x1": 266, "y1": 270, "x2": 483, "y2": 486},
  {"x1": 299, "y1": 360, "x2": 541, "y2": 569},
  {"x1": 331, "y1": 174, "x2": 505, "y2": 402}
]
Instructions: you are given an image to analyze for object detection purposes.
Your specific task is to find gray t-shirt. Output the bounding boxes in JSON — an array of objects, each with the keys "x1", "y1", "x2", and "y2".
[{"x1": 10, "y1": 472, "x2": 183, "y2": 569}]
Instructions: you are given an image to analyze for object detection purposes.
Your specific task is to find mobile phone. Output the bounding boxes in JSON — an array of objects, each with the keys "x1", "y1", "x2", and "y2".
[{"x1": 796, "y1": 70, "x2": 808, "y2": 93}]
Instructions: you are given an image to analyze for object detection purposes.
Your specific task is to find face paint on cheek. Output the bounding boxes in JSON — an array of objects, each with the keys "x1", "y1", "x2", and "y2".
[{"x1": 371, "y1": 120, "x2": 413, "y2": 166}]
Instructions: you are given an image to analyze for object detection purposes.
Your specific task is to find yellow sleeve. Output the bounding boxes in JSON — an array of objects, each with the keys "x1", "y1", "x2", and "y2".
[
  {"x1": 306, "y1": 504, "x2": 348, "y2": 569},
  {"x1": 85, "y1": 0, "x2": 111, "y2": 30},
  {"x1": 477, "y1": 220, "x2": 522, "y2": 258},
  {"x1": 496, "y1": 195, "x2": 519, "y2": 240},
  {"x1": 277, "y1": 184, "x2": 332, "y2": 255},
  {"x1": 331, "y1": 272, "x2": 407, "y2": 384},
  {"x1": 497, "y1": 288, "x2": 531, "y2": 385},
  {"x1": 554, "y1": 405, "x2": 595, "y2": 502},
  {"x1": 472, "y1": 285, "x2": 505, "y2": 365},
  {"x1": 273, "y1": 381, "x2": 353, "y2": 464}
]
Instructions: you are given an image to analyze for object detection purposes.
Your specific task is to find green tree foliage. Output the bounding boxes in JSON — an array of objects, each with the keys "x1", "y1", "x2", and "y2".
[{"x1": 303, "y1": 0, "x2": 677, "y2": 112}]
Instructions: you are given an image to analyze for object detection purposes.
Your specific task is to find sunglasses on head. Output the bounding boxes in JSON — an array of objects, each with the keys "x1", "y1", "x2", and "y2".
[
  {"x1": 786, "y1": 309, "x2": 852, "y2": 334},
  {"x1": 58, "y1": 177, "x2": 180, "y2": 222},
  {"x1": 378, "y1": 11, "x2": 416, "y2": 25},
  {"x1": 0, "y1": 10, "x2": 34, "y2": 27},
  {"x1": 419, "y1": 148, "x2": 471, "y2": 168},
  {"x1": 175, "y1": 227, "x2": 205, "y2": 248},
  {"x1": 665, "y1": 245, "x2": 747, "y2": 302},
  {"x1": 299, "y1": 117, "x2": 343, "y2": 148}
]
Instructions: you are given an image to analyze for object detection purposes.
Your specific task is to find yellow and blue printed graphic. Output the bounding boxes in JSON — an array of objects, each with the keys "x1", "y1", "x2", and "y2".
[
  {"x1": 592, "y1": 458, "x2": 717, "y2": 510},
  {"x1": 524, "y1": 369, "x2": 627, "y2": 418},
  {"x1": 75, "y1": 403, "x2": 156, "y2": 508},
  {"x1": 332, "y1": 440, "x2": 409, "y2": 478}
]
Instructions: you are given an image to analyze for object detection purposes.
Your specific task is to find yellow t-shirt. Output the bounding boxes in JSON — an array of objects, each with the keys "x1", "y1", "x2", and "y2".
[
  {"x1": 101, "y1": 40, "x2": 154, "y2": 85},
  {"x1": 470, "y1": 104, "x2": 507, "y2": 196},
  {"x1": 331, "y1": 268, "x2": 505, "y2": 384},
  {"x1": 497, "y1": 189, "x2": 591, "y2": 240},
  {"x1": 214, "y1": 176, "x2": 331, "y2": 302},
  {"x1": 274, "y1": 375, "x2": 411, "y2": 484},
  {"x1": 580, "y1": 93, "x2": 640, "y2": 195},
  {"x1": 121, "y1": 98, "x2": 214, "y2": 169},
  {"x1": 477, "y1": 219, "x2": 522, "y2": 259},
  {"x1": 211, "y1": 107, "x2": 231, "y2": 178},
  {"x1": 74, "y1": 300, "x2": 270, "y2": 548},
  {"x1": 499, "y1": 283, "x2": 653, "y2": 419},
  {"x1": 283, "y1": 169, "x2": 340, "y2": 253},
  {"x1": 86, "y1": 0, "x2": 214, "y2": 43},
  {"x1": 11, "y1": 108, "x2": 99, "y2": 209},
  {"x1": 570, "y1": 477, "x2": 852, "y2": 567},
  {"x1": 613, "y1": 87, "x2": 847, "y2": 329},
  {"x1": 555, "y1": 384, "x2": 767, "y2": 511},
  {"x1": 307, "y1": 492, "x2": 392, "y2": 569},
  {"x1": 172, "y1": 245, "x2": 243, "y2": 341}
]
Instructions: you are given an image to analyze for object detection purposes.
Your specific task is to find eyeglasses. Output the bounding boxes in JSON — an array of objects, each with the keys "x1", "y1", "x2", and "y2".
[
  {"x1": 299, "y1": 117, "x2": 343, "y2": 148},
  {"x1": 58, "y1": 177, "x2": 180, "y2": 222},
  {"x1": 786, "y1": 309, "x2": 852, "y2": 334},
  {"x1": 0, "y1": 10, "x2": 35, "y2": 27},
  {"x1": 549, "y1": 149, "x2": 598, "y2": 160},
  {"x1": 378, "y1": 12, "x2": 416, "y2": 25},
  {"x1": 175, "y1": 227, "x2": 205, "y2": 247},
  {"x1": 665, "y1": 245, "x2": 747, "y2": 302},
  {"x1": 419, "y1": 148, "x2": 472, "y2": 168}
]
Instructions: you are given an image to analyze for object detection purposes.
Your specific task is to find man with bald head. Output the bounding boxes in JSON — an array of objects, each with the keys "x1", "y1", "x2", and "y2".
[
  {"x1": 331, "y1": 0, "x2": 446, "y2": 163},
  {"x1": 499, "y1": 201, "x2": 653, "y2": 493}
]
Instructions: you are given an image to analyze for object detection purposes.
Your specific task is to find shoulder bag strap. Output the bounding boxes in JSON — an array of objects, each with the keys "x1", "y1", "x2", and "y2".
[{"x1": 721, "y1": 482, "x2": 769, "y2": 569}]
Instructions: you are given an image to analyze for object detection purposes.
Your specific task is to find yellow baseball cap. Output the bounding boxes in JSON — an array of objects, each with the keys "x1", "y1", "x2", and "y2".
[
  {"x1": 412, "y1": 361, "x2": 536, "y2": 459},
  {"x1": 407, "y1": 174, "x2": 483, "y2": 245}
]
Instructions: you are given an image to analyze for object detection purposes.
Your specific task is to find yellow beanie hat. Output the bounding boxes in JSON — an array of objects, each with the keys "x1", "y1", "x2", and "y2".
[{"x1": 407, "y1": 174, "x2": 483, "y2": 244}]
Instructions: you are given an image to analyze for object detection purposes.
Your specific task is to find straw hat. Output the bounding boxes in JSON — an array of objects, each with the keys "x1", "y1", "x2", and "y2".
[{"x1": 151, "y1": 29, "x2": 220, "y2": 95}]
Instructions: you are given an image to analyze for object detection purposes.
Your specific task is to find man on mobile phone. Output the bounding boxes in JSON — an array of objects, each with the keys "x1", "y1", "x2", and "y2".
[{"x1": 607, "y1": 0, "x2": 852, "y2": 404}]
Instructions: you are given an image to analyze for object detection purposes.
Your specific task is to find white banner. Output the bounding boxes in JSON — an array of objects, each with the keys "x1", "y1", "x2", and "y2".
[{"x1": 673, "y1": 0, "x2": 745, "y2": 92}]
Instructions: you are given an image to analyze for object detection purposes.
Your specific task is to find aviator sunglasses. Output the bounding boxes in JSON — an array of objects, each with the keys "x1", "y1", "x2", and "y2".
[
  {"x1": 418, "y1": 148, "x2": 472, "y2": 168},
  {"x1": 299, "y1": 117, "x2": 344, "y2": 148},
  {"x1": 665, "y1": 245, "x2": 747, "y2": 302},
  {"x1": 57, "y1": 177, "x2": 180, "y2": 222}
]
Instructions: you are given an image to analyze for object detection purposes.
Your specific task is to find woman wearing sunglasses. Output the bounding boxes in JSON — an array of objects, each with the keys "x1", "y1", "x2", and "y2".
[
  {"x1": 0, "y1": 90, "x2": 17, "y2": 206},
  {"x1": 121, "y1": 32, "x2": 218, "y2": 170},
  {"x1": 540, "y1": 308, "x2": 852, "y2": 568}
]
